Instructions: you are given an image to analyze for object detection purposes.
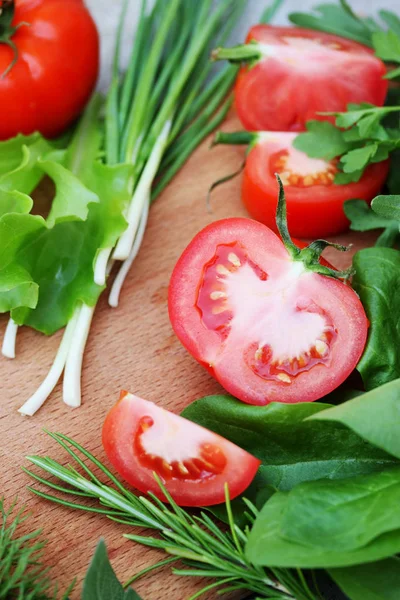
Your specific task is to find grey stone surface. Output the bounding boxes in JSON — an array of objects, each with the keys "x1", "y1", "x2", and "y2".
[{"x1": 86, "y1": 0, "x2": 398, "y2": 89}]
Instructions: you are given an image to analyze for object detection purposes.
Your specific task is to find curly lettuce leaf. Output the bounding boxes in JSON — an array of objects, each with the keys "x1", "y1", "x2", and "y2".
[{"x1": 11, "y1": 160, "x2": 130, "y2": 334}]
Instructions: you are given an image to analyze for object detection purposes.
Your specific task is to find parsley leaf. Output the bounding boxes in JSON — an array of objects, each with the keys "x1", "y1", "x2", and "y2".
[
  {"x1": 341, "y1": 144, "x2": 378, "y2": 173},
  {"x1": 373, "y1": 30, "x2": 400, "y2": 79},
  {"x1": 292, "y1": 121, "x2": 350, "y2": 160},
  {"x1": 344, "y1": 199, "x2": 400, "y2": 248},
  {"x1": 295, "y1": 104, "x2": 400, "y2": 185}
]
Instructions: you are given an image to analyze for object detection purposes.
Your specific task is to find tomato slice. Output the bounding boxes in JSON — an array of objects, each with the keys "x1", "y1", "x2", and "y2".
[
  {"x1": 242, "y1": 132, "x2": 389, "y2": 238},
  {"x1": 234, "y1": 25, "x2": 387, "y2": 131},
  {"x1": 102, "y1": 392, "x2": 261, "y2": 506},
  {"x1": 169, "y1": 218, "x2": 368, "y2": 406}
]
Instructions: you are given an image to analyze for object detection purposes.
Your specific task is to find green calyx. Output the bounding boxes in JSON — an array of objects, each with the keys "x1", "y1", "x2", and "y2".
[
  {"x1": 275, "y1": 174, "x2": 354, "y2": 281},
  {"x1": 211, "y1": 41, "x2": 262, "y2": 66},
  {"x1": 0, "y1": 0, "x2": 30, "y2": 79}
]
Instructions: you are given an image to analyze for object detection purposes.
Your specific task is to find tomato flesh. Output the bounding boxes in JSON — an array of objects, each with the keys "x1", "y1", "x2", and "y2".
[
  {"x1": 242, "y1": 132, "x2": 389, "y2": 238},
  {"x1": 169, "y1": 218, "x2": 368, "y2": 406},
  {"x1": 102, "y1": 392, "x2": 261, "y2": 506},
  {"x1": 235, "y1": 25, "x2": 388, "y2": 131}
]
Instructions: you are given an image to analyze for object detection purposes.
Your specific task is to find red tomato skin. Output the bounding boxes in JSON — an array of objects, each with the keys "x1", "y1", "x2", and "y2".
[
  {"x1": 169, "y1": 218, "x2": 368, "y2": 406},
  {"x1": 0, "y1": 0, "x2": 99, "y2": 139},
  {"x1": 102, "y1": 393, "x2": 261, "y2": 507},
  {"x1": 242, "y1": 139, "x2": 390, "y2": 238},
  {"x1": 235, "y1": 25, "x2": 388, "y2": 131}
]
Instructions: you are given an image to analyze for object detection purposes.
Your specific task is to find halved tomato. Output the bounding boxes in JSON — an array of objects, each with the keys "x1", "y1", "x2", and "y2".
[
  {"x1": 222, "y1": 25, "x2": 388, "y2": 131},
  {"x1": 102, "y1": 392, "x2": 261, "y2": 506},
  {"x1": 242, "y1": 132, "x2": 389, "y2": 238},
  {"x1": 169, "y1": 218, "x2": 368, "y2": 406}
]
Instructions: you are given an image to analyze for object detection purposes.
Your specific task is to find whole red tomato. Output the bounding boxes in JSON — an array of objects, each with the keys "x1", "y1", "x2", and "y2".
[{"x1": 0, "y1": 0, "x2": 99, "y2": 139}]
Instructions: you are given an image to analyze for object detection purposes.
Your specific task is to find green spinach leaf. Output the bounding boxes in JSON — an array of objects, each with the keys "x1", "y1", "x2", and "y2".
[
  {"x1": 329, "y1": 557, "x2": 400, "y2": 600},
  {"x1": 245, "y1": 487, "x2": 400, "y2": 568},
  {"x1": 352, "y1": 247, "x2": 400, "y2": 389},
  {"x1": 278, "y1": 467, "x2": 400, "y2": 552},
  {"x1": 309, "y1": 378, "x2": 400, "y2": 461},
  {"x1": 182, "y1": 395, "x2": 397, "y2": 491}
]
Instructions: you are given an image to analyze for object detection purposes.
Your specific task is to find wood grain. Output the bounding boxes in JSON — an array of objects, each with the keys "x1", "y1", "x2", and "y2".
[{"x1": 0, "y1": 115, "x2": 375, "y2": 598}]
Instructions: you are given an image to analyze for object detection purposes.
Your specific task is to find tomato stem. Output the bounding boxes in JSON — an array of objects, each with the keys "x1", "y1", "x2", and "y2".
[
  {"x1": 211, "y1": 42, "x2": 261, "y2": 64},
  {"x1": 0, "y1": 1, "x2": 30, "y2": 78},
  {"x1": 275, "y1": 175, "x2": 355, "y2": 281}
]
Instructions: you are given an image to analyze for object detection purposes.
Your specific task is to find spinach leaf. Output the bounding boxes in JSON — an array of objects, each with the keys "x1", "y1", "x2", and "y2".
[
  {"x1": 82, "y1": 539, "x2": 141, "y2": 600},
  {"x1": 329, "y1": 557, "x2": 400, "y2": 600},
  {"x1": 182, "y1": 395, "x2": 397, "y2": 491},
  {"x1": 279, "y1": 468, "x2": 400, "y2": 552},
  {"x1": 309, "y1": 378, "x2": 400, "y2": 461},
  {"x1": 245, "y1": 488, "x2": 400, "y2": 568},
  {"x1": 352, "y1": 248, "x2": 400, "y2": 389}
]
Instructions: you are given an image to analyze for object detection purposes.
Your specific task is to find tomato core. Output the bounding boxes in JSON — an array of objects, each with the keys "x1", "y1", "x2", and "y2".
[
  {"x1": 134, "y1": 415, "x2": 227, "y2": 481},
  {"x1": 271, "y1": 149, "x2": 338, "y2": 187},
  {"x1": 197, "y1": 240, "x2": 338, "y2": 386}
]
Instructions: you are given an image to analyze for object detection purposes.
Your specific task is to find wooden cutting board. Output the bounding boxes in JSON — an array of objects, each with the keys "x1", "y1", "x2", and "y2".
[{"x1": 0, "y1": 115, "x2": 377, "y2": 599}]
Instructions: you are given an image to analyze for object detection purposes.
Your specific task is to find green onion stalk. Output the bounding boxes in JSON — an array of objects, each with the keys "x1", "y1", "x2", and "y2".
[{"x1": 9, "y1": 0, "x2": 282, "y2": 415}]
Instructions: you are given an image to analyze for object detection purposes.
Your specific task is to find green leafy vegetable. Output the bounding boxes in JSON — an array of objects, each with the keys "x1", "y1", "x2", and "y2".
[
  {"x1": 344, "y1": 199, "x2": 399, "y2": 247},
  {"x1": 245, "y1": 486, "x2": 400, "y2": 568},
  {"x1": 292, "y1": 120, "x2": 350, "y2": 160},
  {"x1": 289, "y1": 3, "x2": 400, "y2": 49},
  {"x1": 309, "y1": 378, "x2": 400, "y2": 461},
  {"x1": 182, "y1": 394, "x2": 397, "y2": 492},
  {"x1": 278, "y1": 468, "x2": 400, "y2": 552},
  {"x1": 372, "y1": 193, "x2": 400, "y2": 220},
  {"x1": 329, "y1": 557, "x2": 400, "y2": 600},
  {"x1": 373, "y1": 30, "x2": 400, "y2": 79},
  {"x1": 82, "y1": 539, "x2": 141, "y2": 600},
  {"x1": 294, "y1": 105, "x2": 400, "y2": 184},
  {"x1": 352, "y1": 247, "x2": 400, "y2": 389}
]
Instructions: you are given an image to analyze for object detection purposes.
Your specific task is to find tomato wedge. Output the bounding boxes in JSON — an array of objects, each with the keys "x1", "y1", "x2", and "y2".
[
  {"x1": 241, "y1": 132, "x2": 389, "y2": 238},
  {"x1": 169, "y1": 218, "x2": 368, "y2": 406},
  {"x1": 102, "y1": 392, "x2": 261, "y2": 506},
  {"x1": 216, "y1": 25, "x2": 387, "y2": 131}
]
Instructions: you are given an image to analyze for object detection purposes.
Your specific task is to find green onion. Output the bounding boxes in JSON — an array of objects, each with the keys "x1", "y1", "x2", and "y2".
[{"x1": 13, "y1": 0, "x2": 282, "y2": 414}]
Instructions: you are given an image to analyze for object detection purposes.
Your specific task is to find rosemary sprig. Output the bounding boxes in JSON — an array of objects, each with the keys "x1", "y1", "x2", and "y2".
[
  {"x1": 0, "y1": 499, "x2": 65, "y2": 599},
  {"x1": 24, "y1": 432, "x2": 318, "y2": 600}
]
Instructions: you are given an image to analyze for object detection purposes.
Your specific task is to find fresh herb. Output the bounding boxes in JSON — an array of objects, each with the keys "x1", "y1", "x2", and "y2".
[
  {"x1": 288, "y1": 2, "x2": 400, "y2": 50},
  {"x1": 181, "y1": 394, "x2": 398, "y2": 493},
  {"x1": 373, "y1": 29, "x2": 400, "y2": 79},
  {"x1": 344, "y1": 199, "x2": 400, "y2": 247},
  {"x1": 0, "y1": 501, "x2": 144, "y2": 599},
  {"x1": 0, "y1": 499, "x2": 67, "y2": 599},
  {"x1": 351, "y1": 247, "x2": 400, "y2": 389},
  {"x1": 293, "y1": 104, "x2": 400, "y2": 184},
  {"x1": 24, "y1": 431, "x2": 320, "y2": 600}
]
